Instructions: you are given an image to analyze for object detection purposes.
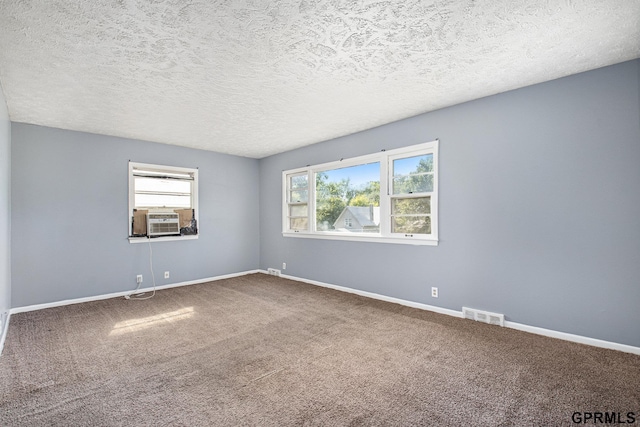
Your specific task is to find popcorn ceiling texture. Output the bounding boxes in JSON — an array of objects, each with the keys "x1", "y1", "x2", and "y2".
[{"x1": 0, "y1": 0, "x2": 638, "y2": 158}]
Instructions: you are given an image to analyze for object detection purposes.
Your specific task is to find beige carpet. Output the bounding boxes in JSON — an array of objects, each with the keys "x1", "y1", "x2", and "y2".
[{"x1": 1, "y1": 274, "x2": 639, "y2": 426}]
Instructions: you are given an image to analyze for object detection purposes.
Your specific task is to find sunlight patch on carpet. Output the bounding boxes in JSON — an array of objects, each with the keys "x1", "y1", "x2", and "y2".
[{"x1": 109, "y1": 307, "x2": 195, "y2": 336}]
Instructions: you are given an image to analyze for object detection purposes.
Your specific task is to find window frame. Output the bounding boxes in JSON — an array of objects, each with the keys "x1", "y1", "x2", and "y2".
[
  {"x1": 128, "y1": 161, "x2": 199, "y2": 243},
  {"x1": 282, "y1": 140, "x2": 438, "y2": 246},
  {"x1": 388, "y1": 150, "x2": 436, "y2": 238},
  {"x1": 285, "y1": 171, "x2": 310, "y2": 232}
]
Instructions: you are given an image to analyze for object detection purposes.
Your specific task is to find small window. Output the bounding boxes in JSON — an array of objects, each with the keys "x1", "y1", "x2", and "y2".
[
  {"x1": 344, "y1": 218, "x2": 352, "y2": 228},
  {"x1": 285, "y1": 173, "x2": 309, "y2": 232},
  {"x1": 390, "y1": 153, "x2": 434, "y2": 236},
  {"x1": 129, "y1": 162, "x2": 199, "y2": 242}
]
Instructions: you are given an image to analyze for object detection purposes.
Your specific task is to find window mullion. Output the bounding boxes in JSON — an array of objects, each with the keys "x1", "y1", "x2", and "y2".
[
  {"x1": 282, "y1": 172, "x2": 288, "y2": 232},
  {"x1": 309, "y1": 170, "x2": 316, "y2": 233},
  {"x1": 135, "y1": 191, "x2": 192, "y2": 196},
  {"x1": 379, "y1": 153, "x2": 390, "y2": 236}
]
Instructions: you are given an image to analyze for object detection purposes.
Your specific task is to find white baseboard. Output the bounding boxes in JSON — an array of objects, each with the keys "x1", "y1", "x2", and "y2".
[
  {"x1": 10, "y1": 270, "x2": 261, "y2": 315},
  {"x1": 503, "y1": 321, "x2": 640, "y2": 355},
  {"x1": 0, "y1": 311, "x2": 9, "y2": 356},
  {"x1": 276, "y1": 272, "x2": 462, "y2": 318},
  {"x1": 273, "y1": 272, "x2": 640, "y2": 356}
]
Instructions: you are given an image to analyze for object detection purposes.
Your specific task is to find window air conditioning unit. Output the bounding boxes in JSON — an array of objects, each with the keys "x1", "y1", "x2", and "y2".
[{"x1": 147, "y1": 213, "x2": 181, "y2": 237}]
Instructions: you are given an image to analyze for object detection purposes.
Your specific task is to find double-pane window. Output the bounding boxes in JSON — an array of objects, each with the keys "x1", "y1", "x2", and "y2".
[
  {"x1": 286, "y1": 173, "x2": 309, "y2": 231},
  {"x1": 390, "y1": 153, "x2": 434, "y2": 235}
]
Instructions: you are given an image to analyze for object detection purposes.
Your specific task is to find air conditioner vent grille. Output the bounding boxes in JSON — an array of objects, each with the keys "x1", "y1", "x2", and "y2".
[
  {"x1": 147, "y1": 213, "x2": 180, "y2": 236},
  {"x1": 462, "y1": 307, "x2": 504, "y2": 327},
  {"x1": 150, "y1": 223, "x2": 178, "y2": 233}
]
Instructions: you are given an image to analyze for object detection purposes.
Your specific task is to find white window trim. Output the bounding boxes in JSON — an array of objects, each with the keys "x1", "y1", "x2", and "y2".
[
  {"x1": 282, "y1": 140, "x2": 438, "y2": 246},
  {"x1": 129, "y1": 234, "x2": 199, "y2": 244},
  {"x1": 128, "y1": 161, "x2": 199, "y2": 243},
  {"x1": 285, "y1": 171, "x2": 310, "y2": 233}
]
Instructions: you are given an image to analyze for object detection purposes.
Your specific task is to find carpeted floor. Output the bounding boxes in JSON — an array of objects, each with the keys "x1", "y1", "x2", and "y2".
[{"x1": 1, "y1": 273, "x2": 639, "y2": 426}]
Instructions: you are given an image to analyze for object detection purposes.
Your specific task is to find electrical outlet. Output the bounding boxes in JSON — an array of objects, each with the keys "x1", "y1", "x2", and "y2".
[
  {"x1": 136, "y1": 274, "x2": 143, "y2": 284},
  {"x1": 282, "y1": 262, "x2": 286, "y2": 270},
  {"x1": 431, "y1": 287, "x2": 438, "y2": 298},
  {"x1": 164, "y1": 271, "x2": 170, "y2": 279}
]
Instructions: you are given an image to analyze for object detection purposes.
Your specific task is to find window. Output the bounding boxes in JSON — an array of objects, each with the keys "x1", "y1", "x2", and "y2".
[
  {"x1": 282, "y1": 140, "x2": 438, "y2": 245},
  {"x1": 285, "y1": 173, "x2": 309, "y2": 231},
  {"x1": 129, "y1": 162, "x2": 199, "y2": 242},
  {"x1": 315, "y1": 162, "x2": 380, "y2": 233},
  {"x1": 390, "y1": 152, "x2": 434, "y2": 236}
]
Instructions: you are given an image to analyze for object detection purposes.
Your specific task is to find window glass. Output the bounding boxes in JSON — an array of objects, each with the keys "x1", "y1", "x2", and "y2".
[
  {"x1": 289, "y1": 190, "x2": 308, "y2": 203},
  {"x1": 315, "y1": 162, "x2": 380, "y2": 233},
  {"x1": 290, "y1": 175, "x2": 308, "y2": 189},
  {"x1": 135, "y1": 194, "x2": 191, "y2": 208},
  {"x1": 391, "y1": 197, "x2": 431, "y2": 234},
  {"x1": 289, "y1": 217, "x2": 308, "y2": 231},
  {"x1": 392, "y1": 153, "x2": 434, "y2": 194},
  {"x1": 392, "y1": 215, "x2": 431, "y2": 234},
  {"x1": 289, "y1": 174, "x2": 308, "y2": 203},
  {"x1": 286, "y1": 173, "x2": 309, "y2": 231},
  {"x1": 134, "y1": 177, "x2": 192, "y2": 208},
  {"x1": 289, "y1": 205, "x2": 308, "y2": 217},
  {"x1": 135, "y1": 178, "x2": 191, "y2": 194}
]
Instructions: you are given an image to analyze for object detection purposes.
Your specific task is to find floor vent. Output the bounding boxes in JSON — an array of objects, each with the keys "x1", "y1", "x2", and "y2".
[
  {"x1": 462, "y1": 307, "x2": 504, "y2": 327},
  {"x1": 267, "y1": 268, "x2": 281, "y2": 277}
]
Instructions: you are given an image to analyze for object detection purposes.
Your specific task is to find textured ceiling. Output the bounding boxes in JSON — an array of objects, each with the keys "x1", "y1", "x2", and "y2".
[{"x1": 0, "y1": 1, "x2": 639, "y2": 158}]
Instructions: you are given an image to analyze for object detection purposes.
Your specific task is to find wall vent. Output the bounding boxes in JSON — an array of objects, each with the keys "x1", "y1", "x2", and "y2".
[
  {"x1": 462, "y1": 307, "x2": 504, "y2": 327},
  {"x1": 267, "y1": 268, "x2": 281, "y2": 276}
]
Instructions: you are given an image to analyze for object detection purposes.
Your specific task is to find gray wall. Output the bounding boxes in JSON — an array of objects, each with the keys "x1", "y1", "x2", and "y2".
[
  {"x1": 0, "y1": 82, "x2": 10, "y2": 318},
  {"x1": 259, "y1": 59, "x2": 640, "y2": 347},
  {"x1": 11, "y1": 124, "x2": 260, "y2": 307}
]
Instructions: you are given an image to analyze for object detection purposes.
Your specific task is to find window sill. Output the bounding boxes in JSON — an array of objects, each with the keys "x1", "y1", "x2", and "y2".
[
  {"x1": 282, "y1": 231, "x2": 438, "y2": 246},
  {"x1": 129, "y1": 235, "x2": 199, "y2": 244}
]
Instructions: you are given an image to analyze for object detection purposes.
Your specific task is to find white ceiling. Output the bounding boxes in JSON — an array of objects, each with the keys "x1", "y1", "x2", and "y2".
[{"x1": 0, "y1": 1, "x2": 638, "y2": 158}]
